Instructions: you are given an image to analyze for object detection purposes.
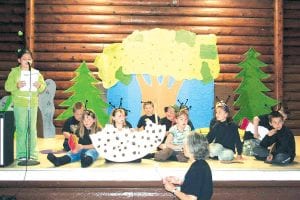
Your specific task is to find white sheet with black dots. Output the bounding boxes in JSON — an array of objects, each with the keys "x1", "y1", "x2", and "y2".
[{"x1": 90, "y1": 121, "x2": 166, "y2": 162}]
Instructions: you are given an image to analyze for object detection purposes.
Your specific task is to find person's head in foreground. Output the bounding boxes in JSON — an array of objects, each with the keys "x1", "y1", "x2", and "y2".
[
  {"x1": 184, "y1": 132, "x2": 209, "y2": 161},
  {"x1": 163, "y1": 132, "x2": 213, "y2": 200}
]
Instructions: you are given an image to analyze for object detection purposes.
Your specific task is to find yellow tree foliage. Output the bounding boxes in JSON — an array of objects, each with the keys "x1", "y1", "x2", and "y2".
[{"x1": 94, "y1": 28, "x2": 220, "y2": 89}]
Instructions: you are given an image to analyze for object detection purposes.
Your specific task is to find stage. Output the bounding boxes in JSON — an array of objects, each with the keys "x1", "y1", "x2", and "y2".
[
  {"x1": 0, "y1": 135, "x2": 299, "y2": 199},
  {"x1": 1, "y1": 135, "x2": 299, "y2": 181}
]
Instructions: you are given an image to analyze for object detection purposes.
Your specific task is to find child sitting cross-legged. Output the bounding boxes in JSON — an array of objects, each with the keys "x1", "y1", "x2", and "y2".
[
  {"x1": 253, "y1": 111, "x2": 295, "y2": 165},
  {"x1": 206, "y1": 101, "x2": 243, "y2": 161},
  {"x1": 154, "y1": 109, "x2": 190, "y2": 162},
  {"x1": 137, "y1": 101, "x2": 160, "y2": 131},
  {"x1": 241, "y1": 103, "x2": 289, "y2": 156}
]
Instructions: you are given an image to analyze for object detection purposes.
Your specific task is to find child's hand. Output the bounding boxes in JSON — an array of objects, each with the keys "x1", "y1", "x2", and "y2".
[
  {"x1": 164, "y1": 176, "x2": 182, "y2": 185},
  {"x1": 253, "y1": 132, "x2": 260, "y2": 139},
  {"x1": 163, "y1": 180, "x2": 176, "y2": 193},
  {"x1": 33, "y1": 81, "x2": 41, "y2": 88},
  {"x1": 236, "y1": 155, "x2": 243, "y2": 160},
  {"x1": 266, "y1": 154, "x2": 273, "y2": 162},
  {"x1": 130, "y1": 128, "x2": 136, "y2": 132},
  {"x1": 158, "y1": 143, "x2": 167, "y2": 149},
  {"x1": 71, "y1": 144, "x2": 83, "y2": 153},
  {"x1": 17, "y1": 81, "x2": 26, "y2": 88},
  {"x1": 253, "y1": 116, "x2": 260, "y2": 126},
  {"x1": 268, "y1": 129, "x2": 277, "y2": 136}
]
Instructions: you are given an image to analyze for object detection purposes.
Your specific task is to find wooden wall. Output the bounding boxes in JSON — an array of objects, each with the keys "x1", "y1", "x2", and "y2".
[
  {"x1": 0, "y1": 0, "x2": 25, "y2": 95},
  {"x1": 283, "y1": 0, "x2": 300, "y2": 134},
  {"x1": 0, "y1": 0, "x2": 299, "y2": 135}
]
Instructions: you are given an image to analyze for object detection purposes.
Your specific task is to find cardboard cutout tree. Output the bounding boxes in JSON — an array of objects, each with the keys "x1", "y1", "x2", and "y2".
[
  {"x1": 233, "y1": 48, "x2": 278, "y2": 122},
  {"x1": 56, "y1": 61, "x2": 109, "y2": 126},
  {"x1": 0, "y1": 96, "x2": 13, "y2": 111},
  {"x1": 95, "y1": 29, "x2": 219, "y2": 89},
  {"x1": 94, "y1": 28, "x2": 220, "y2": 128}
]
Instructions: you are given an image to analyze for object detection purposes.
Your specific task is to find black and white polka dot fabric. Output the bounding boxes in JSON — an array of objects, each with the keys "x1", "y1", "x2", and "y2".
[{"x1": 90, "y1": 121, "x2": 166, "y2": 162}]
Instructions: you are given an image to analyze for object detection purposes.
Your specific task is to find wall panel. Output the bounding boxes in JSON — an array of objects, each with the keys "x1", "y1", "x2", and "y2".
[
  {"x1": 1, "y1": 0, "x2": 293, "y2": 134},
  {"x1": 283, "y1": 0, "x2": 300, "y2": 134}
]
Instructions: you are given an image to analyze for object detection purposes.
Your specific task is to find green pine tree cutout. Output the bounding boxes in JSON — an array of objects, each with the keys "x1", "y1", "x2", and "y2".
[
  {"x1": 233, "y1": 48, "x2": 278, "y2": 123},
  {"x1": 56, "y1": 61, "x2": 109, "y2": 126}
]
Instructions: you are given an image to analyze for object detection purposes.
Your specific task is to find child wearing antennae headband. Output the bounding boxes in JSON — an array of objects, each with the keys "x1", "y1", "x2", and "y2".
[
  {"x1": 206, "y1": 99, "x2": 243, "y2": 161},
  {"x1": 154, "y1": 109, "x2": 190, "y2": 162},
  {"x1": 174, "y1": 99, "x2": 195, "y2": 130},
  {"x1": 47, "y1": 109, "x2": 101, "y2": 168},
  {"x1": 108, "y1": 98, "x2": 132, "y2": 128}
]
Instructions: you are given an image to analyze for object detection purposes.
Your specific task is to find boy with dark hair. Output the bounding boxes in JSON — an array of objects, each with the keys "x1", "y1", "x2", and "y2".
[
  {"x1": 253, "y1": 111, "x2": 296, "y2": 165},
  {"x1": 62, "y1": 102, "x2": 84, "y2": 151},
  {"x1": 159, "y1": 106, "x2": 176, "y2": 131}
]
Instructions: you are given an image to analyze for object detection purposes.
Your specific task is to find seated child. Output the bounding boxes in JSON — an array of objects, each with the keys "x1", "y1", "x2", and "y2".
[
  {"x1": 61, "y1": 102, "x2": 84, "y2": 151},
  {"x1": 253, "y1": 111, "x2": 295, "y2": 165},
  {"x1": 158, "y1": 105, "x2": 176, "y2": 150},
  {"x1": 111, "y1": 108, "x2": 132, "y2": 130},
  {"x1": 106, "y1": 108, "x2": 141, "y2": 163},
  {"x1": 47, "y1": 109, "x2": 101, "y2": 168},
  {"x1": 159, "y1": 106, "x2": 176, "y2": 131},
  {"x1": 181, "y1": 106, "x2": 195, "y2": 131},
  {"x1": 154, "y1": 109, "x2": 190, "y2": 162},
  {"x1": 137, "y1": 101, "x2": 160, "y2": 131},
  {"x1": 110, "y1": 108, "x2": 132, "y2": 129},
  {"x1": 241, "y1": 103, "x2": 288, "y2": 156},
  {"x1": 173, "y1": 105, "x2": 195, "y2": 130},
  {"x1": 206, "y1": 102, "x2": 243, "y2": 161}
]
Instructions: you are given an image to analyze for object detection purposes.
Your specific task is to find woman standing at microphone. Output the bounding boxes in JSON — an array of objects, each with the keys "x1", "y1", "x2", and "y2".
[{"x1": 5, "y1": 48, "x2": 45, "y2": 162}]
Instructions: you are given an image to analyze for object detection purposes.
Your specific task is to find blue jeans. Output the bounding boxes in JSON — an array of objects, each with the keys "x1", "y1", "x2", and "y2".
[
  {"x1": 66, "y1": 148, "x2": 99, "y2": 162},
  {"x1": 253, "y1": 146, "x2": 292, "y2": 165}
]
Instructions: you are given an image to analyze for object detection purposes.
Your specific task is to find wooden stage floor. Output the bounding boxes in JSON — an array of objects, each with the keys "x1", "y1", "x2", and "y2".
[{"x1": 0, "y1": 135, "x2": 299, "y2": 182}]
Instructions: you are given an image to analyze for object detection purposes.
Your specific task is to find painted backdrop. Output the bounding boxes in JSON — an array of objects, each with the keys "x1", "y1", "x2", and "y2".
[{"x1": 94, "y1": 28, "x2": 220, "y2": 128}]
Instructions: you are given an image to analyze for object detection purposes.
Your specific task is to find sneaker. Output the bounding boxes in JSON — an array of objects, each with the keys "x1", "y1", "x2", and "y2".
[
  {"x1": 209, "y1": 156, "x2": 219, "y2": 160},
  {"x1": 17, "y1": 157, "x2": 27, "y2": 161},
  {"x1": 143, "y1": 153, "x2": 154, "y2": 159},
  {"x1": 81, "y1": 156, "x2": 93, "y2": 168}
]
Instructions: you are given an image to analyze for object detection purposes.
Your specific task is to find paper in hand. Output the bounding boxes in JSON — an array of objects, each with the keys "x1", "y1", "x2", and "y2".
[{"x1": 20, "y1": 69, "x2": 39, "y2": 92}]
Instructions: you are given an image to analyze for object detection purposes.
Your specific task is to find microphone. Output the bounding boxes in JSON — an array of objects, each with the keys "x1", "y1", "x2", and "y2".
[{"x1": 27, "y1": 61, "x2": 32, "y2": 71}]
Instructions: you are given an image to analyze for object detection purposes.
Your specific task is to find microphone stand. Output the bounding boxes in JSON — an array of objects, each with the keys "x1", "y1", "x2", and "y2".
[{"x1": 18, "y1": 62, "x2": 40, "y2": 166}]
